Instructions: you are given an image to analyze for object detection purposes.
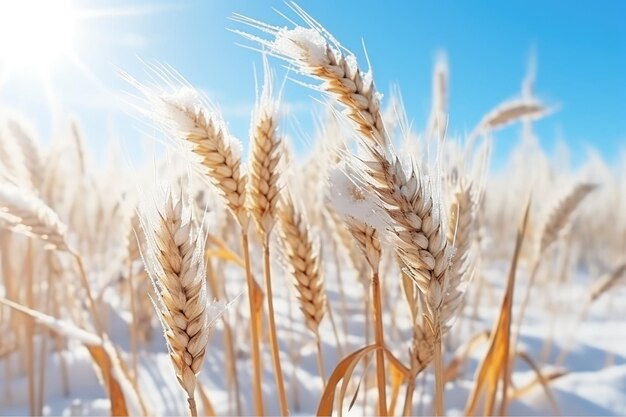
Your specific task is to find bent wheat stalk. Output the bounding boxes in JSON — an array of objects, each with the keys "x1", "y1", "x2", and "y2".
[{"x1": 516, "y1": 182, "x2": 596, "y2": 333}]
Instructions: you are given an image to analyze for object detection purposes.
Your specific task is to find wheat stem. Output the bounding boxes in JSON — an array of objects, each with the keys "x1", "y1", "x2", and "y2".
[
  {"x1": 70, "y1": 251, "x2": 105, "y2": 339},
  {"x1": 315, "y1": 334, "x2": 326, "y2": 386},
  {"x1": 432, "y1": 315, "x2": 445, "y2": 416},
  {"x1": 263, "y1": 238, "x2": 289, "y2": 415},
  {"x1": 371, "y1": 271, "x2": 388, "y2": 416},
  {"x1": 402, "y1": 378, "x2": 416, "y2": 416},
  {"x1": 126, "y1": 258, "x2": 139, "y2": 390},
  {"x1": 188, "y1": 397, "x2": 198, "y2": 417},
  {"x1": 241, "y1": 230, "x2": 265, "y2": 416}
]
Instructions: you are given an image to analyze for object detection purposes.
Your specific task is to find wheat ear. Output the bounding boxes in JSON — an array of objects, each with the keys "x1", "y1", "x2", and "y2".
[
  {"x1": 0, "y1": 184, "x2": 68, "y2": 250},
  {"x1": 516, "y1": 182, "x2": 596, "y2": 350},
  {"x1": 473, "y1": 98, "x2": 548, "y2": 135},
  {"x1": 0, "y1": 183, "x2": 106, "y2": 337},
  {"x1": 426, "y1": 55, "x2": 449, "y2": 140},
  {"x1": 538, "y1": 182, "x2": 597, "y2": 254},
  {"x1": 278, "y1": 194, "x2": 327, "y2": 383},
  {"x1": 7, "y1": 119, "x2": 45, "y2": 191},
  {"x1": 247, "y1": 58, "x2": 283, "y2": 236},
  {"x1": 446, "y1": 182, "x2": 476, "y2": 318},
  {"x1": 233, "y1": 10, "x2": 386, "y2": 147},
  {"x1": 589, "y1": 262, "x2": 626, "y2": 303},
  {"x1": 278, "y1": 194, "x2": 326, "y2": 334},
  {"x1": 140, "y1": 187, "x2": 217, "y2": 417},
  {"x1": 132, "y1": 78, "x2": 248, "y2": 227}
]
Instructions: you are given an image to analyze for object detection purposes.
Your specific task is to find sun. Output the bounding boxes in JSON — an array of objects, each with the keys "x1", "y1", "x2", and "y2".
[{"x1": 0, "y1": 0, "x2": 77, "y2": 72}]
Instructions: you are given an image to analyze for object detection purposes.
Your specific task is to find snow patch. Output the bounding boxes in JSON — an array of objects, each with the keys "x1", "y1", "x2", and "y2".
[{"x1": 274, "y1": 27, "x2": 330, "y2": 67}]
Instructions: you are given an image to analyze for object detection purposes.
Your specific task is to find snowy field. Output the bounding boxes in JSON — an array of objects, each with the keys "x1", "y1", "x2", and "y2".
[{"x1": 2, "y1": 260, "x2": 625, "y2": 416}]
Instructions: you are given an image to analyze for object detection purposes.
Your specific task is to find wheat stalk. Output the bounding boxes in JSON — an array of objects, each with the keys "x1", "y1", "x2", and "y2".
[
  {"x1": 346, "y1": 217, "x2": 389, "y2": 415},
  {"x1": 246, "y1": 60, "x2": 290, "y2": 416},
  {"x1": 403, "y1": 313, "x2": 436, "y2": 416}
]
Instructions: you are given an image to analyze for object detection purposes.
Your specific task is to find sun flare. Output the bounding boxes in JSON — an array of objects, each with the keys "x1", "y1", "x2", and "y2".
[{"x1": 0, "y1": 0, "x2": 77, "y2": 71}]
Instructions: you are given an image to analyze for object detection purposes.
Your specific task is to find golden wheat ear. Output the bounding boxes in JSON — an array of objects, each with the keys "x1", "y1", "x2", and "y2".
[
  {"x1": 140, "y1": 185, "x2": 225, "y2": 416},
  {"x1": 127, "y1": 68, "x2": 249, "y2": 227},
  {"x1": 277, "y1": 193, "x2": 327, "y2": 335},
  {"x1": 246, "y1": 56, "x2": 284, "y2": 237}
]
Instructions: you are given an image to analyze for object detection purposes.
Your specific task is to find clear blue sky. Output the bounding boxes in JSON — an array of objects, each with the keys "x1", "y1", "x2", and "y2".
[{"x1": 0, "y1": 0, "x2": 624, "y2": 168}]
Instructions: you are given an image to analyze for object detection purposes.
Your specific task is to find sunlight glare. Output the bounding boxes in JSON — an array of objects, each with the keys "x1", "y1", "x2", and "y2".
[{"x1": 0, "y1": 0, "x2": 77, "y2": 71}]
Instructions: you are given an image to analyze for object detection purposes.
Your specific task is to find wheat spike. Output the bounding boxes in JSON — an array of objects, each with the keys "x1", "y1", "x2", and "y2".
[
  {"x1": 539, "y1": 182, "x2": 597, "y2": 254},
  {"x1": 445, "y1": 182, "x2": 476, "y2": 319},
  {"x1": 140, "y1": 186, "x2": 218, "y2": 414},
  {"x1": 130, "y1": 76, "x2": 248, "y2": 227},
  {"x1": 427, "y1": 54, "x2": 449, "y2": 140},
  {"x1": 246, "y1": 61, "x2": 283, "y2": 235},
  {"x1": 346, "y1": 217, "x2": 381, "y2": 274},
  {"x1": 474, "y1": 98, "x2": 548, "y2": 135},
  {"x1": 7, "y1": 119, "x2": 45, "y2": 191},
  {"x1": 0, "y1": 128, "x2": 29, "y2": 185},
  {"x1": 324, "y1": 207, "x2": 369, "y2": 283},
  {"x1": 409, "y1": 318, "x2": 436, "y2": 374},
  {"x1": 0, "y1": 184, "x2": 68, "y2": 250},
  {"x1": 278, "y1": 194, "x2": 326, "y2": 334},
  {"x1": 233, "y1": 10, "x2": 387, "y2": 147}
]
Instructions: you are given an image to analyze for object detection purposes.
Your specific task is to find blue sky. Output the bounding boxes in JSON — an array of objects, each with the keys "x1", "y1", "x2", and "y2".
[{"x1": 0, "y1": 0, "x2": 624, "y2": 169}]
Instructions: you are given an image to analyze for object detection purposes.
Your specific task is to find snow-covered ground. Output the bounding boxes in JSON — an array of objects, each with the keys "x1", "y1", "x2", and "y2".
[{"x1": 1, "y1": 260, "x2": 625, "y2": 416}]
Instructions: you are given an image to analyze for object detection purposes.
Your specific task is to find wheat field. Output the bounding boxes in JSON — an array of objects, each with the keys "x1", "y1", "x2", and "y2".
[{"x1": 1, "y1": 3, "x2": 625, "y2": 417}]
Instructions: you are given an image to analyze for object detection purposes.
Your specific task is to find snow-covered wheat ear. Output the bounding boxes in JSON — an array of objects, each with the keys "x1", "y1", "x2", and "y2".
[
  {"x1": 140, "y1": 187, "x2": 222, "y2": 417},
  {"x1": 130, "y1": 79, "x2": 248, "y2": 228}
]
